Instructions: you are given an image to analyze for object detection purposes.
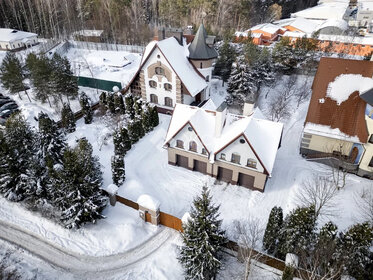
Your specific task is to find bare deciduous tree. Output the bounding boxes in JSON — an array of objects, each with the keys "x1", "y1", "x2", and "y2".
[
  {"x1": 233, "y1": 217, "x2": 264, "y2": 280},
  {"x1": 354, "y1": 187, "x2": 373, "y2": 224},
  {"x1": 295, "y1": 175, "x2": 338, "y2": 219}
]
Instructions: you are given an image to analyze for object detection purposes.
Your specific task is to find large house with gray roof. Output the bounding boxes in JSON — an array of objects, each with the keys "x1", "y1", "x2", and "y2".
[{"x1": 122, "y1": 24, "x2": 218, "y2": 110}]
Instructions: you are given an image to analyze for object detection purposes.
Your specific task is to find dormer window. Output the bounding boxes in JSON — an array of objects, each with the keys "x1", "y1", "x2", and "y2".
[
  {"x1": 176, "y1": 140, "x2": 184, "y2": 149},
  {"x1": 220, "y1": 153, "x2": 226, "y2": 160},
  {"x1": 202, "y1": 148, "x2": 207, "y2": 155},
  {"x1": 189, "y1": 141, "x2": 197, "y2": 152},
  {"x1": 155, "y1": 67, "x2": 164, "y2": 75}
]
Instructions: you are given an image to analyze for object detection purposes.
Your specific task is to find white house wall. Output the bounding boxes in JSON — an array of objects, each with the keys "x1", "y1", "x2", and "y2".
[
  {"x1": 142, "y1": 47, "x2": 178, "y2": 107},
  {"x1": 216, "y1": 135, "x2": 264, "y2": 173},
  {"x1": 169, "y1": 124, "x2": 207, "y2": 156},
  {"x1": 182, "y1": 94, "x2": 195, "y2": 105},
  {"x1": 0, "y1": 36, "x2": 37, "y2": 50}
]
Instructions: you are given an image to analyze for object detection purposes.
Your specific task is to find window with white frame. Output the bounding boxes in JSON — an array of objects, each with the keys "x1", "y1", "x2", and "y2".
[
  {"x1": 247, "y1": 158, "x2": 257, "y2": 168},
  {"x1": 231, "y1": 153, "x2": 241, "y2": 164}
]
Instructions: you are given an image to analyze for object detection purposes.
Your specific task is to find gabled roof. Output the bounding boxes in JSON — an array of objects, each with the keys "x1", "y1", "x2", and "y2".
[
  {"x1": 125, "y1": 37, "x2": 207, "y2": 97},
  {"x1": 188, "y1": 24, "x2": 218, "y2": 60},
  {"x1": 164, "y1": 104, "x2": 283, "y2": 175},
  {"x1": 304, "y1": 57, "x2": 373, "y2": 143},
  {"x1": 0, "y1": 28, "x2": 37, "y2": 43}
]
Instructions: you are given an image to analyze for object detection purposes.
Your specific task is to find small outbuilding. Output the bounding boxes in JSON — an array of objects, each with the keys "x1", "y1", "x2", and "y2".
[{"x1": 0, "y1": 28, "x2": 38, "y2": 51}]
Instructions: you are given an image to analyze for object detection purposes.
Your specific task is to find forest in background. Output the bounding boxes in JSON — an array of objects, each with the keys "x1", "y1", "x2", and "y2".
[{"x1": 0, "y1": 0, "x2": 318, "y2": 45}]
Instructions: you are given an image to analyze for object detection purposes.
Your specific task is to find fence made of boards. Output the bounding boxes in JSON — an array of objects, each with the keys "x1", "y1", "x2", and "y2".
[{"x1": 77, "y1": 76, "x2": 122, "y2": 92}]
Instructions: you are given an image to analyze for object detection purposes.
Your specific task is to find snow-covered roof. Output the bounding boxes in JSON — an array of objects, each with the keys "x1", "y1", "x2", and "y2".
[
  {"x1": 285, "y1": 17, "x2": 322, "y2": 34},
  {"x1": 291, "y1": 1, "x2": 348, "y2": 20},
  {"x1": 164, "y1": 104, "x2": 283, "y2": 175},
  {"x1": 235, "y1": 31, "x2": 249, "y2": 37},
  {"x1": 140, "y1": 38, "x2": 207, "y2": 97},
  {"x1": 137, "y1": 194, "x2": 160, "y2": 211},
  {"x1": 359, "y1": 1, "x2": 373, "y2": 10},
  {"x1": 0, "y1": 28, "x2": 37, "y2": 43},
  {"x1": 304, "y1": 123, "x2": 361, "y2": 143},
  {"x1": 318, "y1": 19, "x2": 348, "y2": 31},
  {"x1": 326, "y1": 74, "x2": 373, "y2": 105},
  {"x1": 249, "y1": 23, "x2": 284, "y2": 34},
  {"x1": 73, "y1": 30, "x2": 104, "y2": 37}
]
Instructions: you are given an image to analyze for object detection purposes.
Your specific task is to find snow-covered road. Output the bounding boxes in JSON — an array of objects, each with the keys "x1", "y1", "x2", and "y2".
[{"x1": 0, "y1": 219, "x2": 177, "y2": 279}]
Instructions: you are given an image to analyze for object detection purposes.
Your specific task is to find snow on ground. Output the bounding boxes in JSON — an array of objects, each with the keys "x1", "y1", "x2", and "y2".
[
  {"x1": 0, "y1": 194, "x2": 158, "y2": 256},
  {"x1": 63, "y1": 48, "x2": 141, "y2": 86}
]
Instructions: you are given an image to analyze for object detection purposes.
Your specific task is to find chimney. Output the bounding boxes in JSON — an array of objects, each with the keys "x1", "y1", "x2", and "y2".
[
  {"x1": 243, "y1": 101, "x2": 255, "y2": 116},
  {"x1": 215, "y1": 103, "x2": 227, "y2": 137}
]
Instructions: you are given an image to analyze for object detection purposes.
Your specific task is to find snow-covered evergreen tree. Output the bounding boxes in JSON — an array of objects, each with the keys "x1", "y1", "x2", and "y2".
[
  {"x1": 61, "y1": 103, "x2": 76, "y2": 133},
  {"x1": 99, "y1": 91, "x2": 107, "y2": 106},
  {"x1": 57, "y1": 138, "x2": 107, "y2": 229},
  {"x1": 277, "y1": 205, "x2": 316, "y2": 259},
  {"x1": 29, "y1": 55, "x2": 53, "y2": 105},
  {"x1": 226, "y1": 55, "x2": 256, "y2": 106},
  {"x1": 125, "y1": 93, "x2": 135, "y2": 118},
  {"x1": 79, "y1": 92, "x2": 93, "y2": 124},
  {"x1": 134, "y1": 97, "x2": 143, "y2": 116},
  {"x1": 0, "y1": 114, "x2": 36, "y2": 201},
  {"x1": 141, "y1": 104, "x2": 152, "y2": 133},
  {"x1": 61, "y1": 56, "x2": 78, "y2": 101},
  {"x1": 335, "y1": 222, "x2": 373, "y2": 280},
  {"x1": 149, "y1": 105, "x2": 159, "y2": 128},
  {"x1": 213, "y1": 40, "x2": 236, "y2": 84},
  {"x1": 128, "y1": 118, "x2": 144, "y2": 143},
  {"x1": 111, "y1": 154, "x2": 125, "y2": 186},
  {"x1": 106, "y1": 91, "x2": 115, "y2": 114},
  {"x1": 263, "y1": 206, "x2": 283, "y2": 255},
  {"x1": 114, "y1": 92, "x2": 125, "y2": 114},
  {"x1": 179, "y1": 186, "x2": 226, "y2": 280},
  {"x1": 0, "y1": 52, "x2": 29, "y2": 100},
  {"x1": 113, "y1": 127, "x2": 131, "y2": 156}
]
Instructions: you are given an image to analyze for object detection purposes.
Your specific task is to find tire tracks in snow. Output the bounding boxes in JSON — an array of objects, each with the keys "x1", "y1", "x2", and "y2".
[{"x1": 0, "y1": 219, "x2": 176, "y2": 279}]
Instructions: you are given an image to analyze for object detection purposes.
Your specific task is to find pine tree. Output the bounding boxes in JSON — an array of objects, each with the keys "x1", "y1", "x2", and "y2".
[
  {"x1": 50, "y1": 53, "x2": 65, "y2": 103},
  {"x1": 111, "y1": 154, "x2": 125, "y2": 185},
  {"x1": 61, "y1": 103, "x2": 76, "y2": 133},
  {"x1": 113, "y1": 92, "x2": 125, "y2": 114},
  {"x1": 272, "y1": 37, "x2": 299, "y2": 74},
  {"x1": 226, "y1": 55, "x2": 257, "y2": 106},
  {"x1": 335, "y1": 222, "x2": 373, "y2": 280},
  {"x1": 213, "y1": 40, "x2": 236, "y2": 84},
  {"x1": 282, "y1": 266, "x2": 295, "y2": 280},
  {"x1": 134, "y1": 97, "x2": 143, "y2": 116},
  {"x1": 61, "y1": 56, "x2": 78, "y2": 101},
  {"x1": 128, "y1": 118, "x2": 144, "y2": 143},
  {"x1": 263, "y1": 206, "x2": 283, "y2": 255},
  {"x1": 0, "y1": 114, "x2": 36, "y2": 201},
  {"x1": 25, "y1": 53, "x2": 38, "y2": 77},
  {"x1": 56, "y1": 138, "x2": 107, "y2": 229},
  {"x1": 29, "y1": 55, "x2": 53, "y2": 105},
  {"x1": 35, "y1": 112, "x2": 67, "y2": 198},
  {"x1": 79, "y1": 92, "x2": 93, "y2": 124},
  {"x1": 0, "y1": 52, "x2": 29, "y2": 100},
  {"x1": 179, "y1": 186, "x2": 226, "y2": 280},
  {"x1": 277, "y1": 205, "x2": 316, "y2": 259}
]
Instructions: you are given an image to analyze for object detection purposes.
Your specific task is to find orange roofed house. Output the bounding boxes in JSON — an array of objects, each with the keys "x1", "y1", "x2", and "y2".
[{"x1": 300, "y1": 57, "x2": 373, "y2": 179}]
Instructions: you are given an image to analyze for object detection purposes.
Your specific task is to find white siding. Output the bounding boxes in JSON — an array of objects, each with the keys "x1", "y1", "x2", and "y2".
[
  {"x1": 169, "y1": 124, "x2": 207, "y2": 156},
  {"x1": 216, "y1": 135, "x2": 264, "y2": 173},
  {"x1": 142, "y1": 48, "x2": 177, "y2": 107}
]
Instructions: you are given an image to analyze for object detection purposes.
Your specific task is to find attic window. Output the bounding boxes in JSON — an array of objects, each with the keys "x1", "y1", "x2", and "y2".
[
  {"x1": 155, "y1": 67, "x2": 164, "y2": 75},
  {"x1": 239, "y1": 139, "x2": 245, "y2": 144},
  {"x1": 188, "y1": 127, "x2": 193, "y2": 132}
]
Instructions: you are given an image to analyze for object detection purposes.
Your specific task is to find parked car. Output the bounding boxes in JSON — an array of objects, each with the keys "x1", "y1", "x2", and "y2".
[
  {"x1": 0, "y1": 98, "x2": 13, "y2": 107},
  {"x1": 0, "y1": 102, "x2": 17, "y2": 112},
  {"x1": 0, "y1": 109, "x2": 19, "y2": 124}
]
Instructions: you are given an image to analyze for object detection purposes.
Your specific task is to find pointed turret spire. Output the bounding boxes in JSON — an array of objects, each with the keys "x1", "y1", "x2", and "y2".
[{"x1": 188, "y1": 24, "x2": 218, "y2": 60}]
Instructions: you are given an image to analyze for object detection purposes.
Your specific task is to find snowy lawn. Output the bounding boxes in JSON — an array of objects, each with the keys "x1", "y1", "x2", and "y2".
[{"x1": 63, "y1": 48, "x2": 141, "y2": 86}]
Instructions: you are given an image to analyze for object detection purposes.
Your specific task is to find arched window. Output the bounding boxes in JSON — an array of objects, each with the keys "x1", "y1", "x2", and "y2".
[
  {"x1": 149, "y1": 80, "x2": 157, "y2": 88},
  {"x1": 202, "y1": 148, "x2": 207, "y2": 155},
  {"x1": 231, "y1": 153, "x2": 241, "y2": 164},
  {"x1": 150, "y1": 94, "x2": 158, "y2": 104},
  {"x1": 189, "y1": 141, "x2": 197, "y2": 152},
  {"x1": 176, "y1": 140, "x2": 184, "y2": 149},
  {"x1": 164, "y1": 97, "x2": 173, "y2": 107},
  {"x1": 164, "y1": 83, "x2": 172, "y2": 91},
  {"x1": 155, "y1": 67, "x2": 164, "y2": 75},
  {"x1": 247, "y1": 159, "x2": 257, "y2": 168}
]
